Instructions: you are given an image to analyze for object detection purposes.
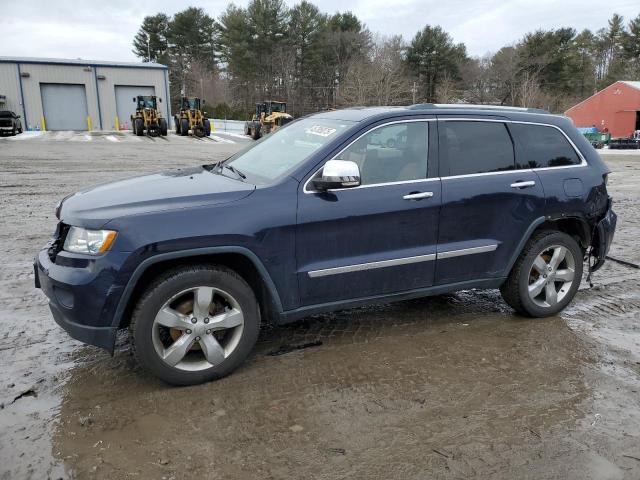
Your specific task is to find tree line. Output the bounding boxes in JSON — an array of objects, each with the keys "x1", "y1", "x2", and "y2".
[{"x1": 132, "y1": 1, "x2": 640, "y2": 118}]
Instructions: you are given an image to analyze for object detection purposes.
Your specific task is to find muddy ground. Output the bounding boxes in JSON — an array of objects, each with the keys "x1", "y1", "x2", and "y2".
[{"x1": 1, "y1": 134, "x2": 639, "y2": 479}]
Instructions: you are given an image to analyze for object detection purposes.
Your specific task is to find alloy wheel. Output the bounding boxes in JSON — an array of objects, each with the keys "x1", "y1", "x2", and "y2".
[
  {"x1": 151, "y1": 286, "x2": 244, "y2": 371},
  {"x1": 527, "y1": 245, "x2": 576, "y2": 308}
]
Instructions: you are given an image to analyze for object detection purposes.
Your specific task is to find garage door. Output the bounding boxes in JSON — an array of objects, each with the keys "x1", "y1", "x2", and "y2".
[
  {"x1": 40, "y1": 83, "x2": 89, "y2": 131},
  {"x1": 115, "y1": 85, "x2": 155, "y2": 129}
]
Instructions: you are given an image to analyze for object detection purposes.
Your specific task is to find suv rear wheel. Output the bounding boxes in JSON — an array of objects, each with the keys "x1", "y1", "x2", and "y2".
[
  {"x1": 500, "y1": 231, "x2": 583, "y2": 317},
  {"x1": 131, "y1": 265, "x2": 260, "y2": 385}
]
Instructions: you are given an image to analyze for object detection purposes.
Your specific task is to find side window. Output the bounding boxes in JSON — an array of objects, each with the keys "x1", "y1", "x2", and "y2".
[
  {"x1": 510, "y1": 124, "x2": 581, "y2": 168},
  {"x1": 335, "y1": 122, "x2": 428, "y2": 185},
  {"x1": 440, "y1": 121, "x2": 515, "y2": 176}
]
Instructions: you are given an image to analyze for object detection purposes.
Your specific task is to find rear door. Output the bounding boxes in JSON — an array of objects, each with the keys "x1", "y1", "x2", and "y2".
[
  {"x1": 435, "y1": 118, "x2": 546, "y2": 285},
  {"x1": 296, "y1": 119, "x2": 441, "y2": 306}
]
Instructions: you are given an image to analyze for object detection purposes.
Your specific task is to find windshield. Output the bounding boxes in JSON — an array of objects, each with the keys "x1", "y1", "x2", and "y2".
[
  {"x1": 270, "y1": 103, "x2": 285, "y2": 113},
  {"x1": 139, "y1": 97, "x2": 156, "y2": 109},
  {"x1": 184, "y1": 98, "x2": 200, "y2": 110},
  {"x1": 225, "y1": 118, "x2": 355, "y2": 184}
]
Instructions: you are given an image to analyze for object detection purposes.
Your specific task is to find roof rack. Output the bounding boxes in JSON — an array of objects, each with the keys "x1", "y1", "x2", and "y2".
[{"x1": 408, "y1": 103, "x2": 549, "y2": 114}]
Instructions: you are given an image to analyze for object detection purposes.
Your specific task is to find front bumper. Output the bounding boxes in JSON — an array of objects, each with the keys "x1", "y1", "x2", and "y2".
[
  {"x1": 591, "y1": 199, "x2": 617, "y2": 272},
  {"x1": 34, "y1": 247, "x2": 127, "y2": 353}
]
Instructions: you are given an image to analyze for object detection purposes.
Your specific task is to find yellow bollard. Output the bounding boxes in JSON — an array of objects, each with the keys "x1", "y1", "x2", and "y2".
[
  {"x1": 87, "y1": 116, "x2": 92, "y2": 131},
  {"x1": 211, "y1": 120, "x2": 215, "y2": 133},
  {"x1": 115, "y1": 116, "x2": 119, "y2": 132},
  {"x1": 41, "y1": 115, "x2": 46, "y2": 132}
]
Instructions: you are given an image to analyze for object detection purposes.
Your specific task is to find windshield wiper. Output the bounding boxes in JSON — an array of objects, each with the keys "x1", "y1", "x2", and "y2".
[
  {"x1": 225, "y1": 165, "x2": 247, "y2": 179},
  {"x1": 216, "y1": 163, "x2": 246, "y2": 180}
]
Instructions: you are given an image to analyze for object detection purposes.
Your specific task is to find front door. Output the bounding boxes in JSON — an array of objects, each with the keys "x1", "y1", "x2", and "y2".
[
  {"x1": 296, "y1": 120, "x2": 441, "y2": 306},
  {"x1": 435, "y1": 118, "x2": 546, "y2": 285}
]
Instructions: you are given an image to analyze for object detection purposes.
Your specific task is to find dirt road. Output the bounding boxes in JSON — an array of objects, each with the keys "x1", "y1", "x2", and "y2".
[{"x1": 1, "y1": 135, "x2": 639, "y2": 479}]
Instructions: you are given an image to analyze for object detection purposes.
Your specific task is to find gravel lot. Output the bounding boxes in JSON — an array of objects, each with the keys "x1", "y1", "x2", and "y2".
[{"x1": 1, "y1": 133, "x2": 639, "y2": 479}]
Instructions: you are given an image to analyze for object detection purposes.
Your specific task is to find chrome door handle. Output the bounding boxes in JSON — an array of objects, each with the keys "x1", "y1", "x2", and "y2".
[
  {"x1": 403, "y1": 192, "x2": 434, "y2": 200},
  {"x1": 510, "y1": 180, "x2": 536, "y2": 189}
]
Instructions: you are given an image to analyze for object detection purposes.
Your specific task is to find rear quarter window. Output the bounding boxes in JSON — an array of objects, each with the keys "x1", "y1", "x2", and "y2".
[
  {"x1": 439, "y1": 121, "x2": 515, "y2": 176},
  {"x1": 510, "y1": 123, "x2": 581, "y2": 168}
]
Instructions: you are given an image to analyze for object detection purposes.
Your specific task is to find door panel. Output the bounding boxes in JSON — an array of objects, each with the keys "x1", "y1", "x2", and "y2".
[
  {"x1": 296, "y1": 119, "x2": 439, "y2": 306},
  {"x1": 297, "y1": 180, "x2": 442, "y2": 305},
  {"x1": 435, "y1": 119, "x2": 546, "y2": 284},
  {"x1": 436, "y1": 171, "x2": 544, "y2": 284}
]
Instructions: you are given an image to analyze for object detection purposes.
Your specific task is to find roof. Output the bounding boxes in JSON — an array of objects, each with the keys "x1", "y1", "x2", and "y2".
[
  {"x1": 621, "y1": 81, "x2": 640, "y2": 91},
  {"x1": 565, "y1": 80, "x2": 640, "y2": 114},
  {"x1": 311, "y1": 104, "x2": 555, "y2": 122},
  {"x1": 0, "y1": 56, "x2": 167, "y2": 69}
]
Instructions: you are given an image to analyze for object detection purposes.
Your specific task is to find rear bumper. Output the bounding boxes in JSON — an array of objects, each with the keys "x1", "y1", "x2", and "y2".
[{"x1": 591, "y1": 199, "x2": 617, "y2": 272}]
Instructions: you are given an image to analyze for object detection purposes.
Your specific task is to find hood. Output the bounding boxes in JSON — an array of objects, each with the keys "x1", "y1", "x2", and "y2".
[{"x1": 59, "y1": 166, "x2": 255, "y2": 228}]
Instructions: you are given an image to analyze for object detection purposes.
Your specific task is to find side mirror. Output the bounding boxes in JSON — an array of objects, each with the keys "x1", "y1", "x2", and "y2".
[
  {"x1": 312, "y1": 160, "x2": 360, "y2": 191},
  {"x1": 132, "y1": 97, "x2": 136, "y2": 102},
  {"x1": 159, "y1": 98, "x2": 162, "y2": 103}
]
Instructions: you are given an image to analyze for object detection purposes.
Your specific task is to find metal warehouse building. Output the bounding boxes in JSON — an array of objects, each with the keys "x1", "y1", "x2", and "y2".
[
  {"x1": 0, "y1": 56, "x2": 171, "y2": 131},
  {"x1": 565, "y1": 80, "x2": 640, "y2": 138}
]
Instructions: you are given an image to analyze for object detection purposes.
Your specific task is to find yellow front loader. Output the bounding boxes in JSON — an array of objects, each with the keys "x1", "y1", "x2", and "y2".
[
  {"x1": 131, "y1": 96, "x2": 167, "y2": 137},
  {"x1": 174, "y1": 97, "x2": 211, "y2": 137},
  {"x1": 244, "y1": 101, "x2": 293, "y2": 140}
]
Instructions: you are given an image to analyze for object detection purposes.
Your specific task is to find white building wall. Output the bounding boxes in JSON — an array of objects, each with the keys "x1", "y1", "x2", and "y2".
[
  {"x1": 96, "y1": 66, "x2": 170, "y2": 130},
  {"x1": 0, "y1": 63, "x2": 25, "y2": 119},
  {"x1": 0, "y1": 59, "x2": 170, "y2": 131}
]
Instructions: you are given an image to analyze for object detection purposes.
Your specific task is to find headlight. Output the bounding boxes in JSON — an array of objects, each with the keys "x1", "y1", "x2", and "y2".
[{"x1": 63, "y1": 227, "x2": 117, "y2": 255}]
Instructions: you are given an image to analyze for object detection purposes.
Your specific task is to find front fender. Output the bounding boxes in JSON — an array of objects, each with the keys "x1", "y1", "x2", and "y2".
[{"x1": 109, "y1": 246, "x2": 284, "y2": 331}]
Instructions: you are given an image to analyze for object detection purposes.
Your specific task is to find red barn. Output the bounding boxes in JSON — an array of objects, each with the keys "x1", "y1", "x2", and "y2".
[{"x1": 565, "y1": 81, "x2": 640, "y2": 138}]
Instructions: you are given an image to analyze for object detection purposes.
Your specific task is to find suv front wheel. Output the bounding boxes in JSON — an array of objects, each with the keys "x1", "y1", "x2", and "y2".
[
  {"x1": 501, "y1": 231, "x2": 583, "y2": 317},
  {"x1": 131, "y1": 265, "x2": 260, "y2": 385}
]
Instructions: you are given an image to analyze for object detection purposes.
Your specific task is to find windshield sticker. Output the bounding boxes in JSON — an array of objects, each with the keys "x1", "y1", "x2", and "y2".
[{"x1": 306, "y1": 125, "x2": 337, "y2": 137}]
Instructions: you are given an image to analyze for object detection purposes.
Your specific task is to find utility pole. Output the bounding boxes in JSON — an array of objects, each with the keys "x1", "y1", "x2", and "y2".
[{"x1": 412, "y1": 82, "x2": 417, "y2": 104}]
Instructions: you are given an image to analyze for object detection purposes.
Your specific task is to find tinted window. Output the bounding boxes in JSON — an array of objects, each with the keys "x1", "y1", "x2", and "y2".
[
  {"x1": 510, "y1": 124, "x2": 581, "y2": 168},
  {"x1": 440, "y1": 121, "x2": 514, "y2": 176},
  {"x1": 335, "y1": 122, "x2": 428, "y2": 185}
]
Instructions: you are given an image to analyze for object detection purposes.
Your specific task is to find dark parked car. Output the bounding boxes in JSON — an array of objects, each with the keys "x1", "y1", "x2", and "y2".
[
  {"x1": 0, "y1": 110, "x2": 23, "y2": 136},
  {"x1": 608, "y1": 138, "x2": 640, "y2": 149},
  {"x1": 35, "y1": 105, "x2": 617, "y2": 385}
]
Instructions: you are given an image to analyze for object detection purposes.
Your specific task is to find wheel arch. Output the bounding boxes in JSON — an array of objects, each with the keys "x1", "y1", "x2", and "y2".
[
  {"x1": 502, "y1": 215, "x2": 592, "y2": 277},
  {"x1": 111, "y1": 247, "x2": 284, "y2": 331}
]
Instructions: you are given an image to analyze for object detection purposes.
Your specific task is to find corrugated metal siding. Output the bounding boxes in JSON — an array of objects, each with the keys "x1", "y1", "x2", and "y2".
[
  {"x1": 0, "y1": 59, "x2": 170, "y2": 131},
  {"x1": 97, "y1": 67, "x2": 170, "y2": 130},
  {"x1": 0, "y1": 63, "x2": 23, "y2": 119}
]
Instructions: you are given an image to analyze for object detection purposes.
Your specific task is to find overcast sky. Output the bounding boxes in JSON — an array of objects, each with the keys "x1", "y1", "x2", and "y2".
[{"x1": 1, "y1": 0, "x2": 639, "y2": 61}]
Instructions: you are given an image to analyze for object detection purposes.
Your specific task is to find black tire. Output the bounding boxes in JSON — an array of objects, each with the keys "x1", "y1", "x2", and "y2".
[
  {"x1": 160, "y1": 118, "x2": 168, "y2": 136},
  {"x1": 175, "y1": 117, "x2": 181, "y2": 135},
  {"x1": 204, "y1": 119, "x2": 211, "y2": 136},
  {"x1": 135, "y1": 118, "x2": 145, "y2": 136},
  {"x1": 180, "y1": 118, "x2": 189, "y2": 136},
  {"x1": 131, "y1": 265, "x2": 260, "y2": 386},
  {"x1": 500, "y1": 230, "x2": 583, "y2": 317},
  {"x1": 251, "y1": 124, "x2": 261, "y2": 140},
  {"x1": 244, "y1": 122, "x2": 250, "y2": 136}
]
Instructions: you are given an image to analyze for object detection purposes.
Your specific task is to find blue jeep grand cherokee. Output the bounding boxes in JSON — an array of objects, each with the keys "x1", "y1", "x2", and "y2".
[{"x1": 35, "y1": 105, "x2": 617, "y2": 385}]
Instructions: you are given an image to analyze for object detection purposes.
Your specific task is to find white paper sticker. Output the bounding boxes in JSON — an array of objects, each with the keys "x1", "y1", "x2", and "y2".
[{"x1": 306, "y1": 125, "x2": 337, "y2": 137}]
